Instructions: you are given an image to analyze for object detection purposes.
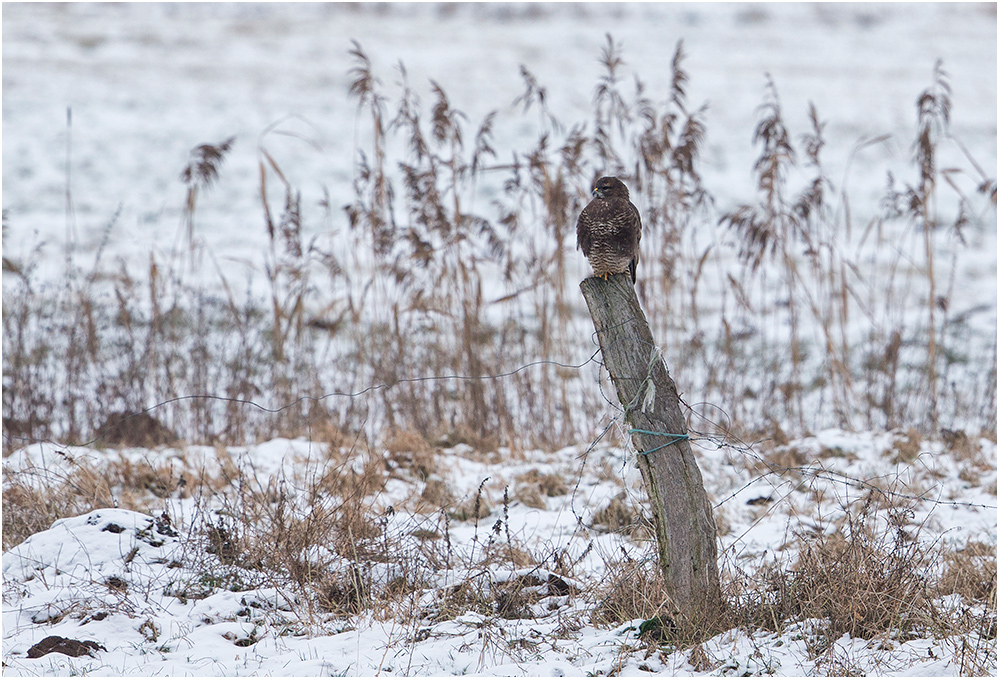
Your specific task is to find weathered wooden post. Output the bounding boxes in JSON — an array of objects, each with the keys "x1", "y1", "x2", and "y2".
[{"x1": 581, "y1": 273, "x2": 722, "y2": 625}]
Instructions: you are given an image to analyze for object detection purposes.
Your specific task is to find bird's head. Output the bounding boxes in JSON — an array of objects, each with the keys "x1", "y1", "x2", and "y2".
[{"x1": 592, "y1": 176, "x2": 629, "y2": 200}]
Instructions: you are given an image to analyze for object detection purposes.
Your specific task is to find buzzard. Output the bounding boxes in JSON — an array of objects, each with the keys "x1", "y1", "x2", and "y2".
[{"x1": 576, "y1": 176, "x2": 642, "y2": 282}]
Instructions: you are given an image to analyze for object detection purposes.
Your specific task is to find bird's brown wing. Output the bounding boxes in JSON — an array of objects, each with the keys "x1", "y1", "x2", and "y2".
[
  {"x1": 576, "y1": 200, "x2": 596, "y2": 257},
  {"x1": 629, "y1": 200, "x2": 641, "y2": 282}
]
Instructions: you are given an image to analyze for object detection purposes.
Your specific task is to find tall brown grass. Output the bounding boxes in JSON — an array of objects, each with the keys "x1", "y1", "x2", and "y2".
[{"x1": 2, "y1": 38, "x2": 994, "y2": 455}]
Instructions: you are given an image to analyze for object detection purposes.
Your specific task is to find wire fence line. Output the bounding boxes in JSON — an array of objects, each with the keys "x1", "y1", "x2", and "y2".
[
  {"x1": 2, "y1": 346, "x2": 992, "y2": 619},
  {"x1": 5, "y1": 343, "x2": 994, "y2": 518}
]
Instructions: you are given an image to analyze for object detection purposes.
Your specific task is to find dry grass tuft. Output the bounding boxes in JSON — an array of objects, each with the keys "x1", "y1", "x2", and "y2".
[
  {"x1": 1, "y1": 451, "x2": 208, "y2": 549},
  {"x1": 591, "y1": 556, "x2": 727, "y2": 644},
  {"x1": 384, "y1": 428, "x2": 438, "y2": 481},
  {"x1": 2, "y1": 479, "x2": 93, "y2": 551},
  {"x1": 592, "y1": 492, "x2": 637, "y2": 533},
  {"x1": 515, "y1": 468, "x2": 568, "y2": 508},
  {"x1": 888, "y1": 428, "x2": 924, "y2": 464},
  {"x1": 592, "y1": 558, "x2": 674, "y2": 628},
  {"x1": 935, "y1": 540, "x2": 997, "y2": 603},
  {"x1": 788, "y1": 525, "x2": 931, "y2": 640},
  {"x1": 753, "y1": 443, "x2": 810, "y2": 477},
  {"x1": 449, "y1": 493, "x2": 493, "y2": 522},
  {"x1": 518, "y1": 468, "x2": 568, "y2": 496},
  {"x1": 418, "y1": 478, "x2": 455, "y2": 509},
  {"x1": 317, "y1": 565, "x2": 370, "y2": 616},
  {"x1": 93, "y1": 412, "x2": 180, "y2": 449},
  {"x1": 722, "y1": 501, "x2": 996, "y2": 655}
]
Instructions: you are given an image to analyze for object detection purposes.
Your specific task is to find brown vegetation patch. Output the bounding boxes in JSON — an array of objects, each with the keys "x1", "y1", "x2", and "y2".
[
  {"x1": 888, "y1": 429, "x2": 923, "y2": 464},
  {"x1": 436, "y1": 428, "x2": 501, "y2": 457},
  {"x1": 384, "y1": 428, "x2": 438, "y2": 481},
  {"x1": 593, "y1": 492, "x2": 635, "y2": 532},
  {"x1": 515, "y1": 483, "x2": 546, "y2": 510},
  {"x1": 592, "y1": 559, "x2": 677, "y2": 628},
  {"x1": 494, "y1": 571, "x2": 576, "y2": 619},
  {"x1": 317, "y1": 565, "x2": 370, "y2": 616},
  {"x1": 790, "y1": 528, "x2": 930, "y2": 639},
  {"x1": 515, "y1": 468, "x2": 569, "y2": 511},
  {"x1": 941, "y1": 428, "x2": 978, "y2": 460},
  {"x1": 418, "y1": 478, "x2": 455, "y2": 509},
  {"x1": 476, "y1": 541, "x2": 536, "y2": 569},
  {"x1": 748, "y1": 444, "x2": 809, "y2": 478},
  {"x1": 315, "y1": 451, "x2": 387, "y2": 501},
  {"x1": 93, "y1": 412, "x2": 179, "y2": 448},
  {"x1": 1, "y1": 454, "x2": 196, "y2": 550},
  {"x1": 935, "y1": 541, "x2": 998, "y2": 603},
  {"x1": 448, "y1": 485, "x2": 494, "y2": 521},
  {"x1": 726, "y1": 506, "x2": 945, "y2": 648}
]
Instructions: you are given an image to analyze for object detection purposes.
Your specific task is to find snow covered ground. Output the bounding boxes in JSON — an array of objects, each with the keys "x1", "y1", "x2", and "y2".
[{"x1": 2, "y1": 430, "x2": 996, "y2": 676}]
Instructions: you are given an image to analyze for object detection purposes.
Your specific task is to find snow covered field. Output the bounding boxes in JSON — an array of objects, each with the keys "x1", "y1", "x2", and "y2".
[
  {"x1": 3, "y1": 2, "x2": 996, "y2": 285},
  {"x1": 3, "y1": 430, "x2": 996, "y2": 676},
  {"x1": 3, "y1": 2, "x2": 997, "y2": 677}
]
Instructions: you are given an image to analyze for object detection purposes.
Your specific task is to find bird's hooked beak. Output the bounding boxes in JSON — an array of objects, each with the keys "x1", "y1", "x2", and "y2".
[{"x1": 592, "y1": 187, "x2": 602, "y2": 199}]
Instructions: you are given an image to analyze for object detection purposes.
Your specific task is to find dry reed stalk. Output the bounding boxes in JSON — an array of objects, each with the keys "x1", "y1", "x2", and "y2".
[{"x1": 2, "y1": 39, "x2": 994, "y2": 452}]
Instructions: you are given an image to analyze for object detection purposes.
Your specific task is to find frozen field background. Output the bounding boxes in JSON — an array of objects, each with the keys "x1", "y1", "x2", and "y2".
[{"x1": 3, "y1": 2, "x2": 996, "y2": 285}]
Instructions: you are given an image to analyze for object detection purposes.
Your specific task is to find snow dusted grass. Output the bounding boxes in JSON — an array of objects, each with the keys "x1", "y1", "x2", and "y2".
[
  {"x1": 3, "y1": 9, "x2": 996, "y2": 451},
  {"x1": 2, "y1": 431, "x2": 996, "y2": 675}
]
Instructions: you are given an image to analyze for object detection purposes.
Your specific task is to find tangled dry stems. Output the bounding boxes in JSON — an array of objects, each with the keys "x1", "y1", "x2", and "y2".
[
  {"x1": 3, "y1": 37, "x2": 995, "y2": 454},
  {"x1": 2, "y1": 429, "x2": 995, "y2": 673}
]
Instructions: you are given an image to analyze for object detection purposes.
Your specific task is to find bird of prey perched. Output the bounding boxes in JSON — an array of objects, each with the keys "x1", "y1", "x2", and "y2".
[{"x1": 576, "y1": 176, "x2": 642, "y2": 282}]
